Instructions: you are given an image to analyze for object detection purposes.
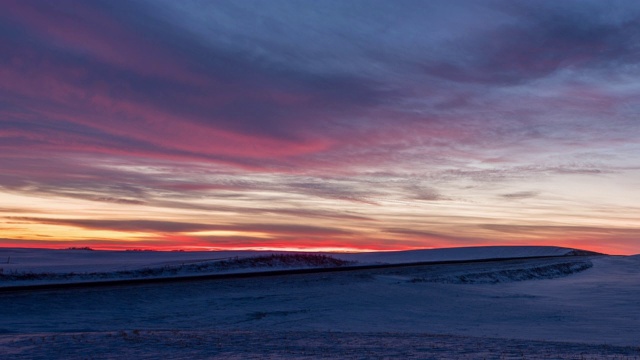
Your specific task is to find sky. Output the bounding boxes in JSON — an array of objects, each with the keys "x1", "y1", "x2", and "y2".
[{"x1": 1, "y1": 0, "x2": 639, "y2": 254}]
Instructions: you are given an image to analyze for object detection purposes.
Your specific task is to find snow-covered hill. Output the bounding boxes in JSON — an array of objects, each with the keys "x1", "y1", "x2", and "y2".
[
  {"x1": 335, "y1": 245, "x2": 586, "y2": 263},
  {"x1": 0, "y1": 246, "x2": 589, "y2": 287}
]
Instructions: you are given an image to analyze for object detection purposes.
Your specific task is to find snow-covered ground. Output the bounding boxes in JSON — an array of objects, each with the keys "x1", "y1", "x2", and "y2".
[
  {"x1": 2, "y1": 330, "x2": 639, "y2": 359},
  {"x1": 0, "y1": 246, "x2": 580, "y2": 287},
  {"x1": 1, "y1": 246, "x2": 639, "y2": 358}
]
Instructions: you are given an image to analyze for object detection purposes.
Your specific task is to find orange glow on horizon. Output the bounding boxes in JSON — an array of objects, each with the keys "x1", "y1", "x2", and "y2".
[
  {"x1": 0, "y1": 239, "x2": 416, "y2": 253},
  {"x1": 1, "y1": 191, "x2": 637, "y2": 256},
  {"x1": 0, "y1": 238, "x2": 629, "y2": 255}
]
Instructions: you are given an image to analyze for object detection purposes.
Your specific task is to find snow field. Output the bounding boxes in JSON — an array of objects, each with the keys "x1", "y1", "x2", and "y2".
[{"x1": 1, "y1": 246, "x2": 638, "y2": 358}]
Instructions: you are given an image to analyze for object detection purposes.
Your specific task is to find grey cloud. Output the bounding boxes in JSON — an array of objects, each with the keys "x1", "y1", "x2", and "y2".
[
  {"x1": 383, "y1": 228, "x2": 483, "y2": 243},
  {"x1": 403, "y1": 184, "x2": 446, "y2": 201},
  {"x1": 8, "y1": 217, "x2": 352, "y2": 236},
  {"x1": 9, "y1": 218, "x2": 212, "y2": 233},
  {"x1": 500, "y1": 191, "x2": 539, "y2": 200},
  {"x1": 481, "y1": 224, "x2": 640, "y2": 235}
]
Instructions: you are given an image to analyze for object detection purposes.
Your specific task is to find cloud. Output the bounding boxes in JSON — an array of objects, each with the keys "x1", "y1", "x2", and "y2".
[
  {"x1": 2, "y1": 0, "x2": 639, "y2": 174},
  {"x1": 8, "y1": 217, "x2": 352, "y2": 236},
  {"x1": 383, "y1": 228, "x2": 482, "y2": 244},
  {"x1": 500, "y1": 191, "x2": 539, "y2": 200},
  {"x1": 480, "y1": 224, "x2": 640, "y2": 235},
  {"x1": 1, "y1": 0, "x2": 640, "y2": 253},
  {"x1": 422, "y1": 1, "x2": 640, "y2": 85}
]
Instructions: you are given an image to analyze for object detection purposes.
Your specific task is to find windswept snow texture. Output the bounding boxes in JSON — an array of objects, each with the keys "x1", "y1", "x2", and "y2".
[
  {"x1": 2, "y1": 330, "x2": 639, "y2": 359},
  {"x1": 410, "y1": 259, "x2": 593, "y2": 284}
]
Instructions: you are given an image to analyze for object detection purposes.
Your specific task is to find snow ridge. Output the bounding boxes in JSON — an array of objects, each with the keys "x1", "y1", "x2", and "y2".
[
  {"x1": 411, "y1": 260, "x2": 593, "y2": 284},
  {"x1": 0, "y1": 254, "x2": 353, "y2": 284}
]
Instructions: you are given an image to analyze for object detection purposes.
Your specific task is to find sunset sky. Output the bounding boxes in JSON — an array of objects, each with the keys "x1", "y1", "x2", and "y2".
[{"x1": 1, "y1": 0, "x2": 639, "y2": 254}]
